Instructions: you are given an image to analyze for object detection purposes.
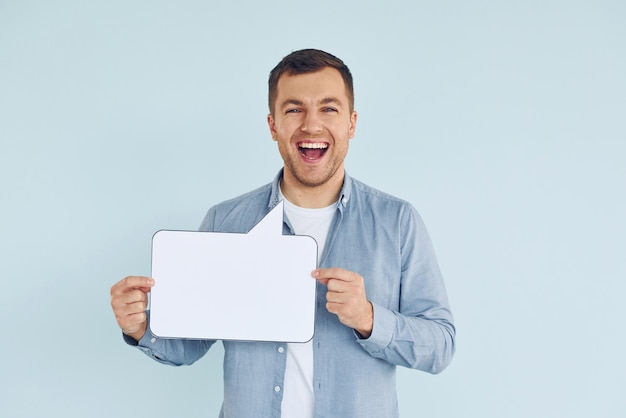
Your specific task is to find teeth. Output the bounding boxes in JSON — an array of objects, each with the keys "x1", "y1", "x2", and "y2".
[{"x1": 299, "y1": 143, "x2": 328, "y2": 149}]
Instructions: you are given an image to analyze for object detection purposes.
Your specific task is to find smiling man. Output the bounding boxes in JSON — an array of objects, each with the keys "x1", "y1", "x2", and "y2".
[
  {"x1": 110, "y1": 49, "x2": 455, "y2": 418},
  {"x1": 269, "y1": 66, "x2": 356, "y2": 206}
]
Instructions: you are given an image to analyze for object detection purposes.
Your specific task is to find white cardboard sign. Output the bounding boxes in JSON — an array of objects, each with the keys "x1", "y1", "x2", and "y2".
[{"x1": 149, "y1": 201, "x2": 317, "y2": 342}]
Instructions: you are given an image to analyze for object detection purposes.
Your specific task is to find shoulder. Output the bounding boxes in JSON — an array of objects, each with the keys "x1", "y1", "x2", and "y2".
[
  {"x1": 213, "y1": 183, "x2": 273, "y2": 212},
  {"x1": 347, "y1": 176, "x2": 428, "y2": 231},
  {"x1": 348, "y1": 177, "x2": 435, "y2": 252},
  {"x1": 349, "y1": 177, "x2": 415, "y2": 212},
  {"x1": 200, "y1": 183, "x2": 273, "y2": 233}
]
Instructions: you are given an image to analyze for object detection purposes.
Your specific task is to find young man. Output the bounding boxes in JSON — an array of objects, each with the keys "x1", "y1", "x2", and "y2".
[{"x1": 110, "y1": 49, "x2": 455, "y2": 418}]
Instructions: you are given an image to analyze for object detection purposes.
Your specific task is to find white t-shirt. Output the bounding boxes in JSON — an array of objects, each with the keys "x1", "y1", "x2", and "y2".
[{"x1": 279, "y1": 193, "x2": 335, "y2": 418}]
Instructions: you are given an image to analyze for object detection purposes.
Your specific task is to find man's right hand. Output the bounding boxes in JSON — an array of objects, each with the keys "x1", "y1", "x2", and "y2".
[{"x1": 110, "y1": 276, "x2": 155, "y2": 341}]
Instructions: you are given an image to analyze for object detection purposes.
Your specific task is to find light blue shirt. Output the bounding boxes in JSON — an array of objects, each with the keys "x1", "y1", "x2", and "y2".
[{"x1": 125, "y1": 169, "x2": 455, "y2": 418}]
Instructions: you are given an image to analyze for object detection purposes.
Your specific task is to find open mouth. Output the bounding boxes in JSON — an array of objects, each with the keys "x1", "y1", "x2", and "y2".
[{"x1": 298, "y1": 142, "x2": 328, "y2": 161}]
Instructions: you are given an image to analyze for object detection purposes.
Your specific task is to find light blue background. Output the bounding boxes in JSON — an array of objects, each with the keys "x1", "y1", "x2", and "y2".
[{"x1": 1, "y1": 1, "x2": 625, "y2": 417}]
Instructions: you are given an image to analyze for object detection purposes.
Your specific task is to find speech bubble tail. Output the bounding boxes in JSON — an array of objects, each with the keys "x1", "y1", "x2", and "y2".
[{"x1": 248, "y1": 200, "x2": 284, "y2": 236}]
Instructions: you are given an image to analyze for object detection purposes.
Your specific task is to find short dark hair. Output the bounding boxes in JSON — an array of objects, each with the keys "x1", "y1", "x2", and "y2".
[{"x1": 268, "y1": 49, "x2": 354, "y2": 115}]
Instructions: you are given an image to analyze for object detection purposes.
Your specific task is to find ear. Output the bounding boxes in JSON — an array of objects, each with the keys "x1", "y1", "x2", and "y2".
[
  {"x1": 348, "y1": 111, "x2": 358, "y2": 139},
  {"x1": 267, "y1": 114, "x2": 277, "y2": 141}
]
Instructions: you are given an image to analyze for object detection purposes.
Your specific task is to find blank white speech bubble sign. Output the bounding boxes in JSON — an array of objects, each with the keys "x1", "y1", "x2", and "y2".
[{"x1": 149, "y1": 201, "x2": 317, "y2": 342}]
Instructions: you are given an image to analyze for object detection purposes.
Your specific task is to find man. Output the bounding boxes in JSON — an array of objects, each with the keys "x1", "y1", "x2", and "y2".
[{"x1": 110, "y1": 49, "x2": 455, "y2": 418}]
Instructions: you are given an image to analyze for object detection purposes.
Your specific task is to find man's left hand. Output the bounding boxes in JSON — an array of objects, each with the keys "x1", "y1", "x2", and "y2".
[{"x1": 312, "y1": 267, "x2": 373, "y2": 338}]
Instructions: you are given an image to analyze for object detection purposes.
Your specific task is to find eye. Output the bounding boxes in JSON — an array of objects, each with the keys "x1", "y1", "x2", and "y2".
[
  {"x1": 285, "y1": 108, "x2": 301, "y2": 114},
  {"x1": 322, "y1": 107, "x2": 338, "y2": 113}
]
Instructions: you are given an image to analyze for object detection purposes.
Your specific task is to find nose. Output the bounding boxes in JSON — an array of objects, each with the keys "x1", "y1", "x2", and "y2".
[{"x1": 300, "y1": 111, "x2": 323, "y2": 135}]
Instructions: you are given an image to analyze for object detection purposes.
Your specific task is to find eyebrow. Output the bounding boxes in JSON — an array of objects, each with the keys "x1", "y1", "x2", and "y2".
[{"x1": 279, "y1": 97, "x2": 343, "y2": 109}]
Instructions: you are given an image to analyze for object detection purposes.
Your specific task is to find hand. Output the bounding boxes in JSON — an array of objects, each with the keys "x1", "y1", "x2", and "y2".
[
  {"x1": 110, "y1": 276, "x2": 155, "y2": 341},
  {"x1": 312, "y1": 268, "x2": 373, "y2": 338}
]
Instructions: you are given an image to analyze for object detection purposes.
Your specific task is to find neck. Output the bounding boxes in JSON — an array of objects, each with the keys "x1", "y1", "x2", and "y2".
[{"x1": 280, "y1": 168, "x2": 345, "y2": 209}]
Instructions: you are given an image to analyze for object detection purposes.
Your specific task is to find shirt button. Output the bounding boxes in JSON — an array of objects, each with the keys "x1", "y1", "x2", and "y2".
[
  {"x1": 341, "y1": 197, "x2": 348, "y2": 205},
  {"x1": 150, "y1": 337, "x2": 157, "y2": 343},
  {"x1": 274, "y1": 386, "x2": 281, "y2": 393},
  {"x1": 278, "y1": 346, "x2": 284, "y2": 353}
]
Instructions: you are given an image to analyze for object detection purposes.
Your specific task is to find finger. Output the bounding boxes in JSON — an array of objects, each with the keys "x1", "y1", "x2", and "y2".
[
  {"x1": 114, "y1": 307, "x2": 146, "y2": 328},
  {"x1": 312, "y1": 268, "x2": 358, "y2": 283},
  {"x1": 311, "y1": 269, "x2": 327, "y2": 285},
  {"x1": 126, "y1": 311, "x2": 147, "y2": 326},
  {"x1": 111, "y1": 288, "x2": 148, "y2": 310},
  {"x1": 113, "y1": 290, "x2": 148, "y2": 309},
  {"x1": 111, "y1": 276, "x2": 155, "y2": 296},
  {"x1": 325, "y1": 301, "x2": 339, "y2": 315},
  {"x1": 119, "y1": 311, "x2": 148, "y2": 333},
  {"x1": 325, "y1": 291, "x2": 345, "y2": 304},
  {"x1": 325, "y1": 288, "x2": 360, "y2": 304},
  {"x1": 326, "y1": 279, "x2": 347, "y2": 293},
  {"x1": 120, "y1": 300, "x2": 149, "y2": 317},
  {"x1": 126, "y1": 289, "x2": 149, "y2": 304},
  {"x1": 115, "y1": 301, "x2": 148, "y2": 327}
]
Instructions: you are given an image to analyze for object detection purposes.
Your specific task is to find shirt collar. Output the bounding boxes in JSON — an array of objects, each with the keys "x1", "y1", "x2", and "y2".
[{"x1": 268, "y1": 168, "x2": 352, "y2": 210}]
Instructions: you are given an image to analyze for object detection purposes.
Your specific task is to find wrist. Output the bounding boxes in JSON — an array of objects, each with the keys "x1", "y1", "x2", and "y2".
[
  {"x1": 355, "y1": 302, "x2": 373, "y2": 338},
  {"x1": 122, "y1": 326, "x2": 147, "y2": 342}
]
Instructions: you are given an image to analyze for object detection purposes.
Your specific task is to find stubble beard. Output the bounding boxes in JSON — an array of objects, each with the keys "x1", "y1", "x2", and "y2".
[{"x1": 284, "y1": 152, "x2": 342, "y2": 189}]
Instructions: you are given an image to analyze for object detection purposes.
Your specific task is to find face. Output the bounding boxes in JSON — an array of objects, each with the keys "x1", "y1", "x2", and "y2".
[{"x1": 267, "y1": 67, "x2": 357, "y2": 192}]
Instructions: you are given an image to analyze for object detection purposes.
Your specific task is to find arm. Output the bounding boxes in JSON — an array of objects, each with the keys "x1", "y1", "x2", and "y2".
[
  {"x1": 312, "y1": 268, "x2": 373, "y2": 338},
  {"x1": 360, "y1": 206, "x2": 455, "y2": 374},
  {"x1": 314, "y1": 266, "x2": 454, "y2": 374},
  {"x1": 124, "y1": 311, "x2": 216, "y2": 366},
  {"x1": 110, "y1": 276, "x2": 153, "y2": 341},
  {"x1": 111, "y1": 276, "x2": 215, "y2": 366},
  {"x1": 315, "y1": 206, "x2": 455, "y2": 374},
  {"x1": 358, "y1": 300, "x2": 455, "y2": 374}
]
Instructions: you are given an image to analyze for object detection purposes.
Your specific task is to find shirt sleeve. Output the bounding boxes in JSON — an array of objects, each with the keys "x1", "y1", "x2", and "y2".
[
  {"x1": 355, "y1": 205, "x2": 456, "y2": 374},
  {"x1": 123, "y1": 311, "x2": 216, "y2": 366},
  {"x1": 122, "y1": 209, "x2": 221, "y2": 366}
]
